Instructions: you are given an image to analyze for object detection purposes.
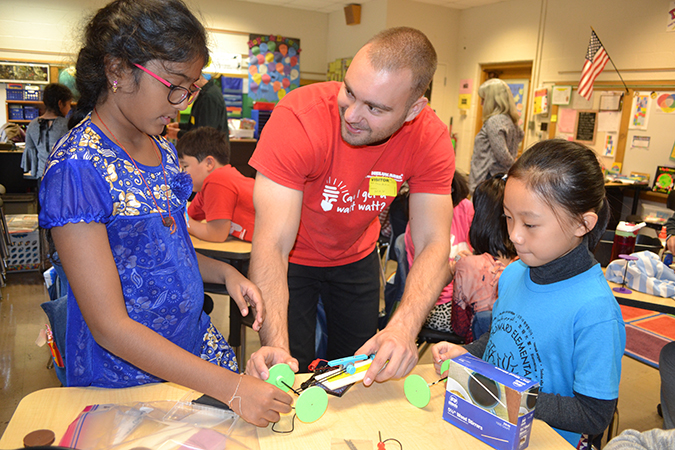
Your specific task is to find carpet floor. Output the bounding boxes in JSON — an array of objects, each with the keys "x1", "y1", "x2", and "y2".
[{"x1": 621, "y1": 304, "x2": 675, "y2": 368}]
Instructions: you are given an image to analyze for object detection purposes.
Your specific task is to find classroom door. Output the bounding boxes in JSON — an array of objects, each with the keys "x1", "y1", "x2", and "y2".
[{"x1": 474, "y1": 62, "x2": 532, "y2": 155}]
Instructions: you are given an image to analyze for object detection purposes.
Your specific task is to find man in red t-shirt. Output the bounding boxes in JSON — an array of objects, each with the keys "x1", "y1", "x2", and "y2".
[
  {"x1": 247, "y1": 28, "x2": 455, "y2": 385},
  {"x1": 177, "y1": 127, "x2": 255, "y2": 242}
]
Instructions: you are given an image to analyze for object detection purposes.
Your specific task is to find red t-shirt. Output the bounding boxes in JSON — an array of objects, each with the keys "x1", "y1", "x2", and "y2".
[
  {"x1": 188, "y1": 165, "x2": 255, "y2": 242},
  {"x1": 250, "y1": 82, "x2": 455, "y2": 266}
]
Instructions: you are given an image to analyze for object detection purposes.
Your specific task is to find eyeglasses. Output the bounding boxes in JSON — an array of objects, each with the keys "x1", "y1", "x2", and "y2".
[{"x1": 133, "y1": 63, "x2": 201, "y2": 106}]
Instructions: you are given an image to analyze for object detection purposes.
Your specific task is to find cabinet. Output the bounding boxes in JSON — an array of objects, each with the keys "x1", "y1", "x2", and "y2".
[{"x1": 5, "y1": 100, "x2": 44, "y2": 125}]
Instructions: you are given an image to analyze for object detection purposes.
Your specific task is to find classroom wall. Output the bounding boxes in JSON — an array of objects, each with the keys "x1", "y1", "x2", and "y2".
[
  {"x1": 327, "y1": 0, "x2": 388, "y2": 62},
  {"x1": 387, "y1": 0, "x2": 461, "y2": 149},
  {"x1": 2, "y1": 0, "x2": 673, "y2": 178},
  {"x1": 451, "y1": 0, "x2": 542, "y2": 173},
  {"x1": 451, "y1": 0, "x2": 675, "y2": 175},
  {"x1": 328, "y1": 0, "x2": 460, "y2": 140},
  {"x1": 0, "y1": 0, "x2": 330, "y2": 124},
  {"x1": 0, "y1": 0, "x2": 329, "y2": 74}
]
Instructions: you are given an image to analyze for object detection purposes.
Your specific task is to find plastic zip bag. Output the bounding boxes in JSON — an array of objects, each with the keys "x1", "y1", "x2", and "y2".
[{"x1": 58, "y1": 392, "x2": 252, "y2": 450}]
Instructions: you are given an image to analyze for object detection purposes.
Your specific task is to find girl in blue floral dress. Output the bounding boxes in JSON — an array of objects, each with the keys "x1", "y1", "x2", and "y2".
[{"x1": 38, "y1": 0, "x2": 293, "y2": 427}]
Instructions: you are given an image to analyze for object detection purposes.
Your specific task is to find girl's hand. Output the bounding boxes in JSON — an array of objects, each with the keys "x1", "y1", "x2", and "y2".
[
  {"x1": 224, "y1": 267, "x2": 265, "y2": 331},
  {"x1": 448, "y1": 259, "x2": 457, "y2": 282},
  {"x1": 432, "y1": 341, "x2": 467, "y2": 375},
  {"x1": 231, "y1": 374, "x2": 293, "y2": 427}
]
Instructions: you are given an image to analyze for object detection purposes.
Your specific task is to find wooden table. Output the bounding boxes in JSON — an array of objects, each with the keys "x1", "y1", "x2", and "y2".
[
  {"x1": 608, "y1": 279, "x2": 675, "y2": 315},
  {"x1": 190, "y1": 235, "x2": 252, "y2": 266},
  {"x1": 0, "y1": 365, "x2": 572, "y2": 450}
]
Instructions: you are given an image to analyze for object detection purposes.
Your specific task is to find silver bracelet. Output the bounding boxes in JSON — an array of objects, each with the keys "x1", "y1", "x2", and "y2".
[{"x1": 228, "y1": 373, "x2": 245, "y2": 415}]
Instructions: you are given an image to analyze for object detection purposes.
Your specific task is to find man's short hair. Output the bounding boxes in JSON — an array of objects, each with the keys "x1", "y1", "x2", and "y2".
[
  {"x1": 365, "y1": 27, "x2": 437, "y2": 101},
  {"x1": 176, "y1": 126, "x2": 230, "y2": 165}
]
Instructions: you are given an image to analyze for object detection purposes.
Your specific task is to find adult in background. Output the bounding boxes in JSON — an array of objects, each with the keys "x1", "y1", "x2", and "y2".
[
  {"x1": 468, "y1": 78, "x2": 523, "y2": 194},
  {"x1": 165, "y1": 73, "x2": 229, "y2": 141},
  {"x1": 246, "y1": 27, "x2": 455, "y2": 386},
  {"x1": 22, "y1": 83, "x2": 73, "y2": 179}
]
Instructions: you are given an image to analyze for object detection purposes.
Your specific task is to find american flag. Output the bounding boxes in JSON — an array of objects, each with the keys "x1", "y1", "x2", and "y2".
[{"x1": 578, "y1": 31, "x2": 609, "y2": 100}]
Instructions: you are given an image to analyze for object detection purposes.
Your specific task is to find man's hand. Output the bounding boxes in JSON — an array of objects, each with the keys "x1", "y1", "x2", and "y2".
[
  {"x1": 224, "y1": 267, "x2": 264, "y2": 331},
  {"x1": 356, "y1": 324, "x2": 418, "y2": 387},
  {"x1": 245, "y1": 346, "x2": 299, "y2": 380}
]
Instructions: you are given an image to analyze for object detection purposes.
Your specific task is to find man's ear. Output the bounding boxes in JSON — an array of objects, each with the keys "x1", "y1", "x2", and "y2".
[
  {"x1": 405, "y1": 96, "x2": 428, "y2": 122},
  {"x1": 575, "y1": 211, "x2": 599, "y2": 237}
]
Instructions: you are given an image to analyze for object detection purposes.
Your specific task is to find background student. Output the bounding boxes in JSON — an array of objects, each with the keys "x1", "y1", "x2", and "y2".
[
  {"x1": 451, "y1": 173, "x2": 518, "y2": 342},
  {"x1": 165, "y1": 73, "x2": 229, "y2": 141},
  {"x1": 433, "y1": 140, "x2": 625, "y2": 446},
  {"x1": 178, "y1": 127, "x2": 255, "y2": 242},
  {"x1": 404, "y1": 170, "x2": 473, "y2": 333},
  {"x1": 22, "y1": 83, "x2": 73, "y2": 179},
  {"x1": 39, "y1": 0, "x2": 292, "y2": 427}
]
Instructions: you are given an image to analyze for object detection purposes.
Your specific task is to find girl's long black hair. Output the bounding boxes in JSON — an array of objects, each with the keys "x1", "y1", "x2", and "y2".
[{"x1": 69, "y1": 0, "x2": 209, "y2": 128}]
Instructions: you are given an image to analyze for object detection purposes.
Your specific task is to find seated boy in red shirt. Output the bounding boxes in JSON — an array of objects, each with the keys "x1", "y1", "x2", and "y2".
[{"x1": 177, "y1": 127, "x2": 255, "y2": 242}]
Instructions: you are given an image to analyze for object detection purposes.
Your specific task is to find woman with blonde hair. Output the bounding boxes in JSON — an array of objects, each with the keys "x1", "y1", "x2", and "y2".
[{"x1": 468, "y1": 78, "x2": 524, "y2": 193}]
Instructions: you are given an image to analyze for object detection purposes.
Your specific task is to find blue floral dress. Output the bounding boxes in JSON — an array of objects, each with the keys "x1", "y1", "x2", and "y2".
[{"x1": 39, "y1": 115, "x2": 237, "y2": 387}]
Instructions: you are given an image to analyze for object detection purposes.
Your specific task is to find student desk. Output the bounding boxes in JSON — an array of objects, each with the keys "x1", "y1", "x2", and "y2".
[
  {"x1": 0, "y1": 364, "x2": 573, "y2": 450},
  {"x1": 608, "y1": 279, "x2": 675, "y2": 315},
  {"x1": 190, "y1": 235, "x2": 253, "y2": 362},
  {"x1": 604, "y1": 182, "x2": 649, "y2": 217},
  {"x1": 190, "y1": 235, "x2": 252, "y2": 270}
]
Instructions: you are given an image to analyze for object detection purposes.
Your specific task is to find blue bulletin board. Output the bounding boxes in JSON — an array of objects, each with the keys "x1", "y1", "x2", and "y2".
[{"x1": 248, "y1": 34, "x2": 301, "y2": 103}]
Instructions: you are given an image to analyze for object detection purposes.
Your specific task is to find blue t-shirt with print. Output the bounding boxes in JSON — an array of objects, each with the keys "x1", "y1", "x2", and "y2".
[{"x1": 485, "y1": 260, "x2": 625, "y2": 446}]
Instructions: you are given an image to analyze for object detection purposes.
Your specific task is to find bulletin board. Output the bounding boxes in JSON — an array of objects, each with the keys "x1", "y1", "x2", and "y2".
[
  {"x1": 549, "y1": 87, "x2": 628, "y2": 173},
  {"x1": 548, "y1": 82, "x2": 675, "y2": 184},
  {"x1": 623, "y1": 91, "x2": 675, "y2": 182}
]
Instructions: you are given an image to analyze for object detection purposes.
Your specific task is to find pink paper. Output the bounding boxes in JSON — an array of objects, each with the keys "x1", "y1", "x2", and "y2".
[{"x1": 558, "y1": 108, "x2": 577, "y2": 134}]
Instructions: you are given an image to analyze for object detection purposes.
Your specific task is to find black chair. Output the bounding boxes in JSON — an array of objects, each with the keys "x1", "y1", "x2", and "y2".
[
  {"x1": 197, "y1": 245, "x2": 253, "y2": 364},
  {"x1": 668, "y1": 190, "x2": 675, "y2": 211},
  {"x1": 384, "y1": 236, "x2": 466, "y2": 357},
  {"x1": 417, "y1": 327, "x2": 465, "y2": 359}
]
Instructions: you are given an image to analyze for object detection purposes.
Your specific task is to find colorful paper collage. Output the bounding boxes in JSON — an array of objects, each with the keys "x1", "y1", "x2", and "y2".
[
  {"x1": 656, "y1": 93, "x2": 675, "y2": 114},
  {"x1": 507, "y1": 82, "x2": 525, "y2": 127},
  {"x1": 629, "y1": 94, "x2": 651, "y2": 130},
  {"x1": 248, "y1": 34, "x2": 300, "y2": 102}
]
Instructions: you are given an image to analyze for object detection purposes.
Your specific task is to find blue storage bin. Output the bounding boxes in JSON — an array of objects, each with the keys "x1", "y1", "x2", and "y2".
[
  {"x1": 7, "y1": 88, "x2": 24, "y2": 100},
  {"x1": 23, "y1": 85, "x2": 42, "y2": 101},
  {"x1": 8, "y1": 105, "x2": 24, "y2": 120},
  {"x1": 23, "y1": 106, "x2": 40, "y2": 120}
]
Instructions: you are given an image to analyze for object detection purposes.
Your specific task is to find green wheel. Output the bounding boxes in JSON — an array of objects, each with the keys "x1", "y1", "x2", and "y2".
[
  {"x1": 295, "y1": 386, "x2": 328, "y2": 423},
  {"x1": 441, "y1": 359, "x2": 451, "y2": 377},
  {"x1": 266, "y1": 363, "x2": 295, "y2": 392},
  {"x1": 404, "y1": 374, "x2": 431, "y2": 408}
]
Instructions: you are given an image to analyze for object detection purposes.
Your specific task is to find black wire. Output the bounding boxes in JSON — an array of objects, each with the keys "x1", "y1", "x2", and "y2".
[
  {"x1": 271, "y1": 409, "x2": 296, "y2": 433},
  {"x1": 383, "y1": 438, "x2": 403, "y2": 449},
  {"x1": 280, "y1": 380, "x2": 301, "y2": 395}
]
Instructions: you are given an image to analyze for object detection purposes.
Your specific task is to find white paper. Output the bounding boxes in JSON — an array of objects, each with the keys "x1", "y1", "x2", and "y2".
[
  {"x1": 599, "y1": 94, "x2": 622, "y2": 111},
  {"x1": 598, "y1": 112, "x2": 622, "y2": 133},
  {"x1": 551, "y1": 86, "x2": 572, "y2": 105},
  {"x1": 632, "y1": 135, "x2": 651, "y2": 149},
  {"x1": 572, "y1": 90, "x2": 593, "y2": 110}
]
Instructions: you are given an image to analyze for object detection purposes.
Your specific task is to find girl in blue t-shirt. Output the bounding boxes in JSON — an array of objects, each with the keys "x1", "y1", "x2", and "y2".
[
  {"x1": 432, "y1": 140, "x2": 625, "y2": 447},
  {"x1": 38, "y1": 0, "x2": 293, "y2": 428}
]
